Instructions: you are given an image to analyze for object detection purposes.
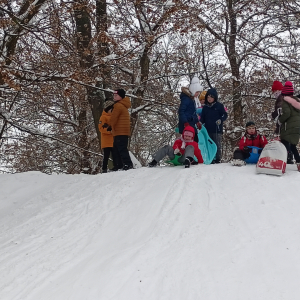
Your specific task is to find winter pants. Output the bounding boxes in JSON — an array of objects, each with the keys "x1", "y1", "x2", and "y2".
[
  {"x1": 113, "y1": 135, "x2": 133, "y2": 168},
  {"x1": 153, "y1": 145, "x2": 195, "y2": 163},
  {"x1": 233, "y1": 148, "x2": 250, "y2": 160},
  {"x1": 208, "y1": 133, "x2": 222, "y2": 161},
  {"x1": 102, "y1": 147, "x2": 117, "y2": 171},
  {"x1": 281, "y1": 139, "x2": 300, "y2": 163}
]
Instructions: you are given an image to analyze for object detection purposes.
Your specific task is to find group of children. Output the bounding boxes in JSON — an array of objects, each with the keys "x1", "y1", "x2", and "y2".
[
  {"x1": 149, "y1": 76, "x2": 228, "y2": 168},
  {"x1": 100, "y1": 79, "x2": 300, "y2": 172}
]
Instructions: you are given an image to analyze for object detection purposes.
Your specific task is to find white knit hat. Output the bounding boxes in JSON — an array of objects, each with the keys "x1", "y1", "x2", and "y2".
[{"x1": 189, "y1": 77, "x2": 203, "y2": 96}]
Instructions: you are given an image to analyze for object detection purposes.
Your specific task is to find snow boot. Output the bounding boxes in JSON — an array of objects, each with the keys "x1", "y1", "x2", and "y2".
[
  {"x1": 184, "y1": 157, "x2": 191, "y2": 168},
  {"x1": 287, "y1": 152, "x2": 294, "y2": 164},
  {"x1": 231, "y1": 159, "x2": 246, "y2": 166},
  {"x1": 148, "y1": 159, "x2": 158, "y2": 167},
  {"x1": 123, "y1": 164, "x2": 133, "y2": 171}
]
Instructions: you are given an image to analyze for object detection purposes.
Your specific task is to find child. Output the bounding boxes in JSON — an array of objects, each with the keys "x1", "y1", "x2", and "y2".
[
  {"x1": 195, "y1": 90, "x2": 207, "y2": 120},
  {"x1": 99, "y1": 100, "x2": 116, "y2": 173},
  {"x1": 148, "y1": 126, "x2": 203, "y2": 168},
  {"x1": 278, "y1": 81, "x2": 300, "y2": 171},
  {"x1": 270, "y1": 80, "x2": 293, "y2": 164},
  {"x1": 271, "y1": 80, "x2": 284, "y2": 134},
  {"x1": 178, "y1": 77, "x2": 202, "y2": 142},
  {"x1": 110, "y1": 89, "x2": 133, "y2": 171},
  {"x1": 231, "y1": 121, "x2": 268, "y2": 166},
  {"x1": 200, "y1": 88, "x2": 227, "y2": 163}
]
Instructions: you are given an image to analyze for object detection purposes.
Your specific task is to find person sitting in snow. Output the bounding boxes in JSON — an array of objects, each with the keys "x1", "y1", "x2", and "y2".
[
  {"x1": 231, "y1": 121, "x2": 268, "y2": 166},
  {"x1": 178, "y1": 76, "x2": 203, "y2": 143},
  {"x1": 148, "y1": 126, "x2": 203, "y2": 168}
]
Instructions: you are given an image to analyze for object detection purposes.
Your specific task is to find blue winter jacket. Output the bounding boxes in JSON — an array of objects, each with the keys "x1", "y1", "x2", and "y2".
[
  {"x1": 200, "y1": 89, "x2": 228, "y2": 134},
  {"x1": 178, "y1": 88, "x2": 198, "y2": 134}
]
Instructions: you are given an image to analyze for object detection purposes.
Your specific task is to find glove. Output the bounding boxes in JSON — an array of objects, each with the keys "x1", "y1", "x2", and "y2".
[
  {"x1": 102, "y1": 123, "x2": 109, "y2": 128},
  {"x1": 174, "y1": 148, "x2": 181, "y2": 156},
  {"x1": 243, "y1": 146, "x2": 251, "y2": 153},
  {"x1": 196, "y1": 122, "x2": 202, "y2": 130},
  {"x1": 107, "y1": 125, "x2": 112, "y2": 131},
  {"x1": 184, "y1": 122, "x2": 189, "y2": 127},
  {"x1": 216, "y1": 119, "x2": 221, "y2": 125}
]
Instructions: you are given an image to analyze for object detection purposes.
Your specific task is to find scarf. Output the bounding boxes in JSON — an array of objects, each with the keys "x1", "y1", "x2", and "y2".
[
  {"x1": 180, "y1": 137, "x2": 193, "y2": 149},
  {"x1": 194, "y1": 96, "x2": 201, "y2": 109},
  {"x1": 245, "y1": 132, "x2": 258, "y2": 140}
]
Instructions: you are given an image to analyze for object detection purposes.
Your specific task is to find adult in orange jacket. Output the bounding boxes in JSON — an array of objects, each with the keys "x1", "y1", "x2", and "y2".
[
  {"x1": 98, "y1": 100, "x2": 117, "y2": 173},
  {"x1": 110, "y1": 89, "x2": 133, "y2": 171}
]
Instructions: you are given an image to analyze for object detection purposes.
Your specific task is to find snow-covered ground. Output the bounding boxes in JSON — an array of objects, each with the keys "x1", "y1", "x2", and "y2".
[{"x1": 1, "y1": 164, "x2": 300, "y2": 300}]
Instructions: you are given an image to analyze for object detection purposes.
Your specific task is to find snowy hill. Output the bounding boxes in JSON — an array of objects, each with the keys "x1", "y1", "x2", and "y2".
[{"x1": 1, "y1": 164, "x2": 300, "y2": 300}]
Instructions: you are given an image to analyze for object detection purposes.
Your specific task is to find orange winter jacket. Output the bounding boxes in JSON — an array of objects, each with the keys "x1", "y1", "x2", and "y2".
[
  {"x1": 98, "y1": 111, "x2": 114, "y2": 149},
  {"x1": 110, "y1": 96, "x2": 131, "y2": 136}
]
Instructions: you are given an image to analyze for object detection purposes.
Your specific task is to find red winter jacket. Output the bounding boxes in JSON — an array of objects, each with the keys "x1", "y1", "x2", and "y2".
[
  {"x1": 239, "y1": 131, "x2": 268, "y2": 150},
  {"x1": 173, "y1": 126, "x2": 203, "y2": 163}
]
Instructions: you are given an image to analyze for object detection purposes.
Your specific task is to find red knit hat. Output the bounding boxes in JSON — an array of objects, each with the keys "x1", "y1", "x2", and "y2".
[
  {"x1": 281, "y1": 81, "x2": 294, "y2": 96},
  {"x1": 271, "y1": 81, "x2": 283, "y2": 92}
]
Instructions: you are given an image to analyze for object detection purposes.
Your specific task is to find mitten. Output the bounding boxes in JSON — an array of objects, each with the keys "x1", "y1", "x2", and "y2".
[
  {"x1": 243, "y1": 146, "x2": 250, "y2": 153},
  {"x1": 196, "y1": 122, "x2": 202, "y2": 130},
  {"x1": 174, "y1": 148, "x2": 181, "y2": 156}
]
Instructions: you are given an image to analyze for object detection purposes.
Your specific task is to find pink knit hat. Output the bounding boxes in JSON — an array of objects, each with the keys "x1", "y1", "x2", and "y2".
[{"x1": 281, "y1": 81, "x2": 294, "y2": 96}]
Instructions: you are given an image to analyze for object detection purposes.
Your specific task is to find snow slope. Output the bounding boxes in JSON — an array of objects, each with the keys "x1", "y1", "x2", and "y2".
[{"x1": 1, "y1": 164, "x2": 300, "y2": 300}]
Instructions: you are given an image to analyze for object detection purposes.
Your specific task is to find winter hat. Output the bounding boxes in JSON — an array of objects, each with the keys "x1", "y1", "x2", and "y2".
[
  {"x1": 246, "y1": 121, "x2": 255, "y2": 128},
  {"x1": 281, "y1": 81, "x2": 294, "y2": 96},
  {"x1": 199, "y1": 91, "x2": 207, "y2": 101},
  {"x1": 205, "y1": 88, "x2": 218, "y2": 103},
  {"x1": 189, "y1": 77, "x2": 203, "y2": 96},
  {"x1": 271, "y1": 81, "x2": 283, "y2": 92},
  {"x1": 103, "y1": 100, "x2": 114, "y2": 112},
  {"x1": 114, "y1": 89, "x2": 126, "y2": 99}
]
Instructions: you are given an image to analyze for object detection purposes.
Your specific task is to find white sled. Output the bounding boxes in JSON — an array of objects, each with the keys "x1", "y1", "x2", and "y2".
[
  {"x1": 256, "y1": 140, "x2": 287, "y2": 176},
  {"x1": 129, "y1": 151, "x2": 142, "y2": 168}
]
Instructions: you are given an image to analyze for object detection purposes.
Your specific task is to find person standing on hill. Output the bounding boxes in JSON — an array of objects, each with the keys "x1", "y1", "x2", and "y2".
[
  {"x1": 110, "y1": 89, "x2": 133, "y2": 171},
  {"x1": 200, "y1": 88, "x2": 227, "y2": 163},
  {"x1": 99, "y1": 100, "x2": 117, "y2": 173},
  {"x1": 178, "y1": 76, "x2": 202, "y2": 143},
  {"x1": 278, "y1": 81, "x2": 300, "y2": 171},
  {"x1": 271, "y1": 80, "x2": 294, "y2": 164}
]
